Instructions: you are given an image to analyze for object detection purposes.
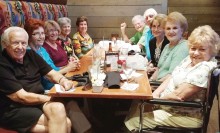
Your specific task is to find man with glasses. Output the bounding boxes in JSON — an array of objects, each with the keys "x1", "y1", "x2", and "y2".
[{"x1": 0, "y1": 26, "x2": 72, "y2": 133}]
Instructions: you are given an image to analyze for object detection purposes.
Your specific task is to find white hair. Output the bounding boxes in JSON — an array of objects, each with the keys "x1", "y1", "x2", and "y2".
[
  {"x1": 57, "y1": 17, "x2": 71, "y2": 27},
  {"x1": 143, "y1": 8, "x2": 158, "y2": 19},
  {"x1": 132, "y1": 15, "x2": 145, "y2": 24},
  {"x1": 1, "y1": 27, "x2": 29, "y2": 48}
]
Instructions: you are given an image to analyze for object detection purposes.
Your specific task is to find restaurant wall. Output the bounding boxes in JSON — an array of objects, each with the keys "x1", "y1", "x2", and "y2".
[
  {"x1": 67, "y1": 0, "x2": 167, "y2": 43},
  {"x1": 169, "y1": 0, "x2": 220, "y2": 37},
  {"x1": 67, "y1": 0, "x2": 220, "y2": 43}
]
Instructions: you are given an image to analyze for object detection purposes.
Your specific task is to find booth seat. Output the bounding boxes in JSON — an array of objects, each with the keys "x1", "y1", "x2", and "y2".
[
  {"x1": 0, "y1": 1, "x2": 68, "y2": 132},
  {"x1": 0, "y1": 0, "x2": 68, "y2": 35}
]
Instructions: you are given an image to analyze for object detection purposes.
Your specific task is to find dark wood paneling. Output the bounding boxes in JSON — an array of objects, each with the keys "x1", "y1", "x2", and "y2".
[
  {"x1": 70, "y1": 27, "x2": 136, "y2": 41},
  {"x1": 168, "y1": 0, "x2": 220, "y2": 7},
  {"x1": 69, "y1": 16, "x2": 134, "y2": 28},
  {"x1": 68, "y1": 0, "x2": 165, "y2": 5},
  {"x1": 67, "y1": 0, "x2": 167, "y2": 42},
  {"x1": 67, "y1": 5, "x2": 165, "y2": 17},
  {"x1": 169, "y1": 7, "x2": 220, "y2": 15}
]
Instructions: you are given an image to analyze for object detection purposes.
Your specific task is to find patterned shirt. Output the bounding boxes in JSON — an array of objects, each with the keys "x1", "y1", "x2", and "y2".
[
  {"x1": 72, "y1": 32, "x2": 93, "y2": 58},
  {"x1": 57, "y1": 37, "x2": 74, "y2": 58},
  {"x1": 160, "y1": 56, "x2": 217, "y2": 119}
]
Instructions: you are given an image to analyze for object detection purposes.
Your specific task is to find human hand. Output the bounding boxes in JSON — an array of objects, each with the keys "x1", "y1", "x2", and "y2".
[
  {"x1": 120, "y1": 22, "x2": 127, "y2": 31},
  {"x1": 66, "y1": 61, "x2": 79, "y2": 71},
  {"x1": 160, "y1": 93, "x2": 183, "y2": 101},
  {"x1": 69, "y1": 56, "x2": 78, "y2": 62},
  {"x1": 61, "y1": 80, "x2": 73, "y2": 91},
  {"x1": 147, "y1": 65, "x2": 156, "y2": 75}
]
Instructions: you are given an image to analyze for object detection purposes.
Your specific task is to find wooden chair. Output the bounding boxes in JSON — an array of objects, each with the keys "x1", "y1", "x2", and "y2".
[{"x1": 139, "y1": 66, "x2": 220, "y2": 133}]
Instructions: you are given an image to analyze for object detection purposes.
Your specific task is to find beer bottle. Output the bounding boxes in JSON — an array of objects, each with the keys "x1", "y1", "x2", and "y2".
[{"x1": 108, "y1": 42, "x2": 113, "y2": 52}]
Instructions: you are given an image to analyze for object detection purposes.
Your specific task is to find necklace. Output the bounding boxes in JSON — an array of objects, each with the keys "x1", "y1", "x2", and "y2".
[
  {"x1": 156, "y1": 38, "x2": 164, "y2": 48},
  {"x1": 154, "y1": 38, "x2": 164, "y2": 63},
  {"x1": 46, "y1": 40, "x2": 57, "y2": 50}
]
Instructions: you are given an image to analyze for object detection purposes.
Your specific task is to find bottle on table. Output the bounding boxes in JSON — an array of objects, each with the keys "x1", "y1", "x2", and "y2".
[{"x1": 108, "y1": 42, "x2": 113, "y2": 52}]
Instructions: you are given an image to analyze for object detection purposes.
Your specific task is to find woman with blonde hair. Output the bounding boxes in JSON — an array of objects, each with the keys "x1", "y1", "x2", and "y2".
[
  {"x1": 147, "y1": 14, "x2": 169, "y2": 76},
  {"x1": 43, "y1": 20, "x2": 79, "y2": 70},
  {"x1": 125, "y1": 25, "x2": 220, "y2": 132},
  {"x1": 150, "y1": 11, "x2": 189, "y2": 81}
]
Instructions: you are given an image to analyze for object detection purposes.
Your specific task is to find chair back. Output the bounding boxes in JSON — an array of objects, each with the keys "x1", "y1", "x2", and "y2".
[
  {"x1": 202, "y1": 65, "x2": 220, "y2": 132},
  {"x1": 140, "y1": 66, "x2": 220, "y2": 133}
]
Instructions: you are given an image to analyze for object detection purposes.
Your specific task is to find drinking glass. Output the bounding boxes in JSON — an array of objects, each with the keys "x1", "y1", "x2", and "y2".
[
  {"x1": 123, "y1": 65, "x2": 133, "y2": 83},
  {"x1": 119, "y1": 48, "x2": 128, "y2": 61}
]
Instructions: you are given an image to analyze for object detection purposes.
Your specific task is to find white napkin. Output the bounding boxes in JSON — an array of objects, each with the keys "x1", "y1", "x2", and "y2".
[
  {"x1": 121, "y1": 82, "x2": 139, "y2": 91},
  {"x1": 55, "y1": 84, "x2": 75, "y2": 93},
  {"x1": 126, "y1": 54, "x2": 148, "y2": 70},
  {"x1": 120, "y1": 71, "x2": 142, "y2": 80}
]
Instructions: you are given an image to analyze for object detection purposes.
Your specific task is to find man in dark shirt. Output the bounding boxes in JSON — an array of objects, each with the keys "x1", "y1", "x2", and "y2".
[{"x1": 0, "y1": 27, "x2": 72, "y2": 133}]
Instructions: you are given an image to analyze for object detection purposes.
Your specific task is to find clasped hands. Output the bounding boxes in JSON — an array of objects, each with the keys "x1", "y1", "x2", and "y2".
[
  {"x1": 68, "y1": 57, "x2": 81, "y2": 71},
  {"x1": 59, "y1": 77, "x2": 73, "y2": 91}
]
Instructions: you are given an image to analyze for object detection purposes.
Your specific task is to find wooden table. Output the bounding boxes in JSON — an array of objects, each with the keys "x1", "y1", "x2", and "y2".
[{"x1": 48, "y1": 55, "x2": 152, "y2": 100}]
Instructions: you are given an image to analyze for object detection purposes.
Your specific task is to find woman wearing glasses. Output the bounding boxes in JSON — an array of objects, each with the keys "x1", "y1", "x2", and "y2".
[
  {"x1": 150, "y1": 12, "x2": 189, "y2": 81},
  {"x1": 147, "y1": 14, "x2": 169, "y2": 76},
  {"x1": 24, "y1": 18, "x2": 91, "y2": 133},
  {"x1": 125, "y1": 25, "x2": 220, "y2": 132},
  {"x1": 25, "y1": 19, "x2": 78, "y2": 89},
  {"x1": 43, "y1": 20, "x2": 79, "y2": 69}
]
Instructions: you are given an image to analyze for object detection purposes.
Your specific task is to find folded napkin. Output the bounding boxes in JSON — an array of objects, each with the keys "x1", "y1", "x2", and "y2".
[{"x1": 104, "y1": 71, "x2": 121, "y2": 89}]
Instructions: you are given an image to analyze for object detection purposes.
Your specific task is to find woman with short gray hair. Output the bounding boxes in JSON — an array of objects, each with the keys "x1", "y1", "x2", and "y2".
[{"x1": 57, "y1": 17, "x2": 79, "y2": 61}]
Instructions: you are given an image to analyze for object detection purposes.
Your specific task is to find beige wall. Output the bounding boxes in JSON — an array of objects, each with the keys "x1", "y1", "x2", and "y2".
[
  {"x1": 169, "y1": 0, "x2": 220, "y2": 37},
  {"x1": 67, "y1": 0, "x2": 167, "y2": 43},
  {"x1": 67, "y1": 0, "x2": 220, "y2": 42}
]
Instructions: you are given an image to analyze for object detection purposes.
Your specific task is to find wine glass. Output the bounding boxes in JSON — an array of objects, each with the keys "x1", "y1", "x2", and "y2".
[
  {"x1": 119, "y1": 48, "x2": 128, "y2": 61},
  {"x1": 123, "y1": 66, "x2": 133, "y2": 83}
]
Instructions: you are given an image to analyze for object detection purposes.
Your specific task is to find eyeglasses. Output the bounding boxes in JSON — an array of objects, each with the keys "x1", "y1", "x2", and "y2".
[
  {"x1": 152, "y1": 25, "x2": 163, "y2": 31},
  {"x1": 32, "y1": 32, "x2": 45, "y2": 37},
  {"x1": 11, "y1": 41, "x2": 28, "y2": 48},
  {"x1": 48, "y1": 29, "x2": 59, "y2": 33}
]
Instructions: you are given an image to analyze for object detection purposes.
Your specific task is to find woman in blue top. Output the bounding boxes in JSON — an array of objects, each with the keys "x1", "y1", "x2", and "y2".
[
  {"x1": 24, "y1": 18, "x2": 78, "y2": 90},
  {"x1": 24, "y1": 18, "x2": 92, "y2": 133}
]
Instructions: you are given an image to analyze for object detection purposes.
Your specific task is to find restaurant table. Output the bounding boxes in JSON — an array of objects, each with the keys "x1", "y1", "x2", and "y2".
[{"x1": 48, "y1": 55, "x2": 153, "y2": 100}]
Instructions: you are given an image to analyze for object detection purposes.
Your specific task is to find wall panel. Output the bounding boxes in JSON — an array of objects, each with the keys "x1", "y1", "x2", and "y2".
[{"x1": 67, "y1": 0, "x2": 167, "y2": 42}]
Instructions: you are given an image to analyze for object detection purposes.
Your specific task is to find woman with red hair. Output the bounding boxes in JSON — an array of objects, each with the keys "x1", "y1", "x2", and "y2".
[{"x1": 25, "y1": 18, "x2": 77, "y2": 90}]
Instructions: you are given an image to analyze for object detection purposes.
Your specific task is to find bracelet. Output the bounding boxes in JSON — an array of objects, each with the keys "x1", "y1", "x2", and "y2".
[{"x1": 58, "y1": 77, "x2": 65, "y2": 84}]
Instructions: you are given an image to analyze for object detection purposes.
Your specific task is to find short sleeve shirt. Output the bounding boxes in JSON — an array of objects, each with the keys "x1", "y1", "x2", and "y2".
[
  {"x1": 159, "y1": 56, "x2": 217, "y2": 119},
  {"x1": 36, "y1": 46, "x2": 60, "y2": 90},
  {"x1": 0, "y1": 49, "x2": 52, "y2": 111}
]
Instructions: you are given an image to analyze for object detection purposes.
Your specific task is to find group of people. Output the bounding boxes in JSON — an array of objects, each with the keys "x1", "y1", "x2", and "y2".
[
  {"x1": 0, "y1": 16, "x2": 93, "y2": 133},
  {"x1": 121, "y1": 8, "x2": 220, "y2": 132},
  {"x1": 0, "y1": 6, "x2": 220, "y2": 133}
]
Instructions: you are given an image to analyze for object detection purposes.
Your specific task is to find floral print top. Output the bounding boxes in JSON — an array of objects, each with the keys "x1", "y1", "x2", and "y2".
[
  {"x1": 72, "y1": 32, "x2": 93, "y2": 58},
  {"x1": 159, "y1": 56, "x2": 217, "y2": 119},
  {"x1": 57, "y1": 37, "x2": 74, "y2": 59}
]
